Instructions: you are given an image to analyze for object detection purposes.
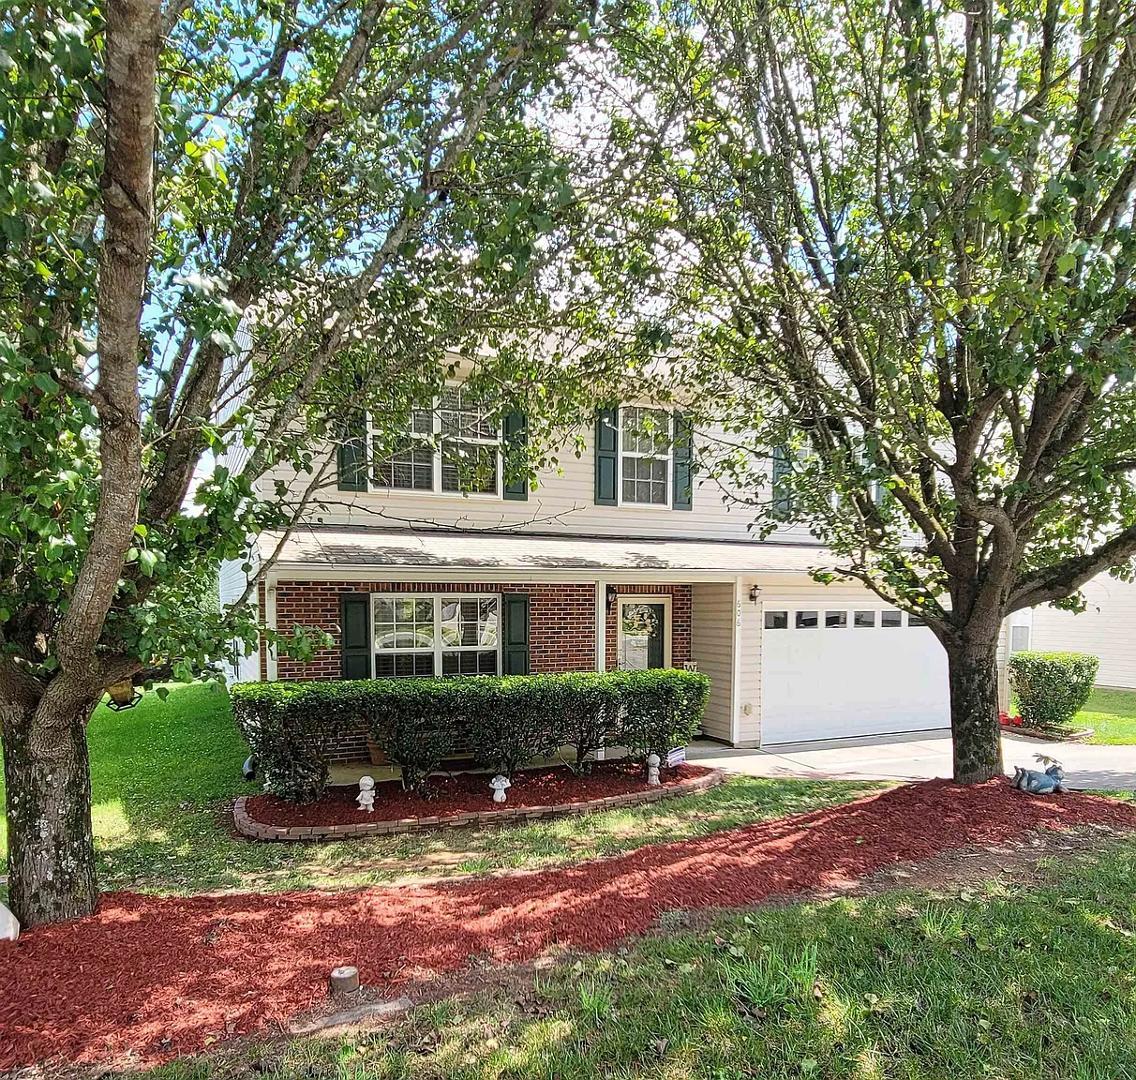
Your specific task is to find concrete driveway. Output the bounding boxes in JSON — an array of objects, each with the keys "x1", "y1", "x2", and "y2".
[{"x1": 687, "y1": 730, "x2": 1136, "y2": 791}]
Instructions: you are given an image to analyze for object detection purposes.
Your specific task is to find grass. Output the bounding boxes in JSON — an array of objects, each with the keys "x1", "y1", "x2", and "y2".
[
  {"x1": 0, "y1": 683, "x2": 879, "y2": 898},
  {"x1": 1078, "y1": 687, "x2": 1136, "y2": 745},
  {"x1": 134, "y1": 838, "x2": 1136, "y2": 1080}
]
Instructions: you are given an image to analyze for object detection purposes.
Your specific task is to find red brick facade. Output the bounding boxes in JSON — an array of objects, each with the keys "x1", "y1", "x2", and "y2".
[{"x1": 262, "y1": 579, "x2": 692, "y2": 680}]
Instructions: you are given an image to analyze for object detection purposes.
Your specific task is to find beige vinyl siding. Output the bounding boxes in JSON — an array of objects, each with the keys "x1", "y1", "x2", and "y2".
[
  {"x1": 260, "y1": 424, "x2": 818, "y2": 545},
  {"x1": 1030, "y1": 575, "x2": 1136, "y2": 689},
  {"x1": 218, "y1": 545, "x2": 260, "y2": 683},
  {"x1": 690, "y1": 583, "x2": 736, "y2": 741}
]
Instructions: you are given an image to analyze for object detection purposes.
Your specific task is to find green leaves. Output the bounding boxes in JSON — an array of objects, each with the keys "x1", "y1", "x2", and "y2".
[
  {"x1": 231, "y1": 670, "x2": 710, "y2": 802},
  {"x1": 0, "y1": 0, "x2": 610, "y2": 700},
  {"x1": 585, "y1": 0, "x2": 1136, "y2": 636}
]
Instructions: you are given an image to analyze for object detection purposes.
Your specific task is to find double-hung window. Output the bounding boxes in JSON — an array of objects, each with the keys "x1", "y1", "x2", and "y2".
[
  {"x1": 371, "y1": 596, "x2": 436, "y2": 677},
  {"x1": 620, "y1": 406, "x2": 671, "y2": 506},
  {"x1": 367, "y1": 387, "x2": 501, "y2": 496},
  {"x1": 439, "y1": 386, "x2": 499, "y2": 494},
  {"x1": 372, "y1": 594, "x2": 500, "y2": 677},
  {"x1": 371, "y1": 408, "x2": 434, "y2": 491}
]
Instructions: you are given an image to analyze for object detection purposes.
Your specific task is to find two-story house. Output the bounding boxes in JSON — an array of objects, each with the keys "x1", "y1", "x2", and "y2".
[{"x1": 220, "y1": 373, "x2": 951, "y2": 753}]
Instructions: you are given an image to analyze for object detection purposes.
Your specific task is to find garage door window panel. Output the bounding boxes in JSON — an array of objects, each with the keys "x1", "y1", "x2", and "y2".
[
  {"x1": 854, "y1": 610, "x2": 876, "y2": 627},
  {"x1": 765, "y1": 610, "x2": 788, "y2": 629},
  {"x1": 795, "y1": 610, "x2": 819, "y2": 628}
]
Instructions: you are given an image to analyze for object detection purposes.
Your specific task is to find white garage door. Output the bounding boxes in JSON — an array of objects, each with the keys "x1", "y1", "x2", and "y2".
[{"x1": 760, "y1": 603, "x2": 950, "y2": 745}]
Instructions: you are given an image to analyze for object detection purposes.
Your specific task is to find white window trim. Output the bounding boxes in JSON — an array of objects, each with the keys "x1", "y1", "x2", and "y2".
[
  {"x1": 370, "y1": 592, "x2": 503, "y2": 677},
  {"x1": 366, "y1": 384, "x2": 504, "y2": 499},
  {"x1": 616, "y1": 405, "x2": 673, "y2": 509},
  {"x1": 616, "y1": 594, "x2": 673, "y2": 669},
  {"x1": 761, "y1": 605, "x2": 914, "y2": 631}
]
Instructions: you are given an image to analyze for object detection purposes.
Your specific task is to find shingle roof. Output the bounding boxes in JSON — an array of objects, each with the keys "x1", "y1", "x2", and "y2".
[{"x1": 257, "y1": 526, "x2": 835, "y2": 579}]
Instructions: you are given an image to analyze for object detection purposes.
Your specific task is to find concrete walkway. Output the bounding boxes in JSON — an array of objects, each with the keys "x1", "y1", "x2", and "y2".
[{"x1": 687, "y1": 730, "x2": 1136, "y2": 791}]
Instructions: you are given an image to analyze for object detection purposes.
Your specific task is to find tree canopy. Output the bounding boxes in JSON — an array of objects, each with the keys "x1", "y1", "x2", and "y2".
[
  {"x1": 575, "y1": 0, "x2": 1136, "y2": 779},
  {"x1": 0, "y1": 0, "x2": 605, "y2": 925}
]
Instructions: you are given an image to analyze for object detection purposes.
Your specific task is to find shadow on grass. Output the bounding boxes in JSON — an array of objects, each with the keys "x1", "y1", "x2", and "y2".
[
  {"x1": 142, "y1": 841, "x2": 1136, "y2": 1080},
  {"x1": 0, "y1": 684, "x2": 882, "y2": 898},
  {"x1": 10, "y1": 783, "x2": 1135, "y2": 1075}
]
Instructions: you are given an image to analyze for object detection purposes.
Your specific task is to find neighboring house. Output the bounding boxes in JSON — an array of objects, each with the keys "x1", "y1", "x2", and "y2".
[
  {"x1": 220, "y1": 373, "x2": 951, "y2": 750},
  {"x1": 1018, "y1": 574, "x2": 1136, "y2": 690}
]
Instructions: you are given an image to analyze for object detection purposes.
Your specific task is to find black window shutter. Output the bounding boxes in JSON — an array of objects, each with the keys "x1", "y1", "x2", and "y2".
[
  {"x1": 501, "y1": 593, "x2": 530, "y2": 675},
  {"x1": 502, "y1": 410, "x2": 528, "y2": 501},
  {"x1": 772, "y1": 446, "x2": 793, "y2": 518},
  {"x1": 672, "y1": 412, "x2": 693, "y2": 511},
  {"x1": 864, "y1": 433, "x2": 887, "y2": 506},
  {"x1": 340, "y1": 593, "x2": 371, "y2": 679},
  {"x1": 336, "y1": 412, "x2": 368, "y2": 492},
  {"x1": 594, "y1": 405, "x2": 619, "y2": 505}
]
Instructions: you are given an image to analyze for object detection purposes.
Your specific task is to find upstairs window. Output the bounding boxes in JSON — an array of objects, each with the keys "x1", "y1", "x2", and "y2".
[
  {"x1": 439, "y1": 386, "x2": 499, "y2": 494},
  {"x1": 361, "y1": 387, "x2": 502, "y2": 496},
  {"x1": 372, "y1": 407, "x2": 434, "y2": 491},
  {"x1": 620, "y1": 406, "x2": 672, "y2": 506},
  {"x1": 771, "y1": 446, "x2": 793, "y2": 519}
]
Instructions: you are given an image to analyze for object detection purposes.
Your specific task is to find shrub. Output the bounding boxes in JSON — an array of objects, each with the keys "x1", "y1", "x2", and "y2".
[
  {"x1": 370, "y1": 689, "x2": 460, "y2": 795},
  {"x1": 230, "y1": 669, "x2": 710, "y2": 801},
  {"x1": 616, "y1": 669, "x2": 710, "y2": 760},
  {"x1": 229, "y1": 681, "x2": 367, "y2": 802},
  {"x1": 1008, "y1": 651, "x2": 1099, "y2": 732},
  {"x1": 556, "y1": 672, "x2": 623, "y2": 774},
  {"x1": 461, "y1": 676, "x2": 562, "y2": 778}
]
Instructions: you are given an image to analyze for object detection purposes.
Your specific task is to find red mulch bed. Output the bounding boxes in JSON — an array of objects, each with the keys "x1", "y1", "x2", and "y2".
[
  {"x1": 3, "y1": 779, "x2": 1135, "y2": 1071},
  {"x1": 247, "y1": 762, "x2": 711, "y2": 828}
]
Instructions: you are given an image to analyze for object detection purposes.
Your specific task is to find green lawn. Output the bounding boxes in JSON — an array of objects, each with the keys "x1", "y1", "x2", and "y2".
[
  {"x1": 0, "y1": 684, "x2": 878, "y2": 898},
  {"x1": 1078, "y1": 686, "x2": 1136, "y2": 745},
  {"x1": 136, "y1": 838, "x2": 1136, "y2": 1080}
]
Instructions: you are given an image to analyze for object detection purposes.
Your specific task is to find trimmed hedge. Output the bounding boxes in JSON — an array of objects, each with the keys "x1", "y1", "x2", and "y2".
[
  {"x1": 231, "y1": 669, "x2": 710, "y2": 802},
  {"x1": 1008, "y1": 650, "x2": 1099, "y2": 732}
]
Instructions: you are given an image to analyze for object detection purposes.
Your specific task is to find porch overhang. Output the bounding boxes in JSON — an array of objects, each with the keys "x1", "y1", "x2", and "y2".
[{"x1": 257, "y1": 525, "x2": 836, "y2": 583}]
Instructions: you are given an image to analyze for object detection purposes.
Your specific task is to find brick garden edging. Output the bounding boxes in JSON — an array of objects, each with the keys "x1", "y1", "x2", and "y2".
[{"x1": 233, "y1": 767, "x2": 726, "y2": 842}]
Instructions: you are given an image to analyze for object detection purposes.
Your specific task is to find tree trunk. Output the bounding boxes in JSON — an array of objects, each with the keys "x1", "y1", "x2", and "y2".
[
  {"x1": 945, "y1": 635, "x2": 1003, "y2": 784},
  {"x1": 1, "y1": 703, "x2": 98, "y2": 927}
]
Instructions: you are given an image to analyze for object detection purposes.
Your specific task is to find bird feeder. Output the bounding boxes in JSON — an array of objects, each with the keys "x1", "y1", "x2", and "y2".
[{"x1": 105, "y1": 678, "x2": 141, "y2": 711}]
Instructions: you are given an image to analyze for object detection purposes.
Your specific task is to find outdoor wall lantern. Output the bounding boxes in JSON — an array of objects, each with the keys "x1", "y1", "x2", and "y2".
[
  {"x1": 105, "y1": 678, "x2": 142, "y2": 711},
  {"x1": 749, "y1": 585, "x2": 762, "y2": 604},
  {"x1": 606, "y1": 585, "x2": 619, "y2": 610}
]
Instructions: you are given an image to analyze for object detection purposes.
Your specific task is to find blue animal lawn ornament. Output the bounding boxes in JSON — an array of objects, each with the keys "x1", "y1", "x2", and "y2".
[{"x1": 1012, "y1": 763, "x2": 1065, "y2": 794}]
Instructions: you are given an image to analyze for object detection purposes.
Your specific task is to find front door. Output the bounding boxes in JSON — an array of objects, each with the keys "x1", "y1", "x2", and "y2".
[{"x1": 618, "y1": 598, "x2": 670, "y2": 669}]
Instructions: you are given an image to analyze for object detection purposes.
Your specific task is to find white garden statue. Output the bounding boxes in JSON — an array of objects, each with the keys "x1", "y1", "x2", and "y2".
[
  {"x1": 356, "y1": 774, "x2": 376, "y2": 813},
  {"x1": 0, "y1": 901, "x2": 18, "y2": 943},
  {"x1": 646, "y1": 753, "x2": 661, "y2": 786},
  {"x1": 489, "y1": 774, "x2": 511, "y2": 803}
]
